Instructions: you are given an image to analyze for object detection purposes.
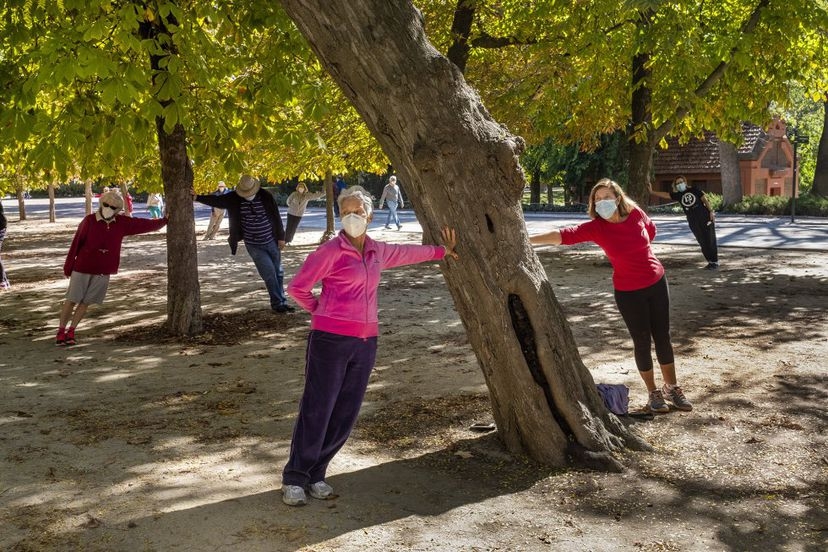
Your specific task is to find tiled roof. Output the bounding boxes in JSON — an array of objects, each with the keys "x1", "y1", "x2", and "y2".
[{"x1": 653, "y1": 123, "x2": 768, "y2": 174}]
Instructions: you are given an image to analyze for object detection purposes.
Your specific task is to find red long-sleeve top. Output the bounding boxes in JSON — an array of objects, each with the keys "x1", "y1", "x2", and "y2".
[
  {"x1": 63, "y1": 213, "x2": 168, "y2": 277},
  {"x1": 559, "y1": 206, "x2": 664, "y2": 292}
]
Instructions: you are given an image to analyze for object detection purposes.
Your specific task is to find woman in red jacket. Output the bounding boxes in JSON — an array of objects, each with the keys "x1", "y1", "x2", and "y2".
[
  {"x1": 56, "y1": 190, "x2": 167, "y2": 346},
  {"x1": 530, "y1": 178, "x2": 692, "y2": 414}
]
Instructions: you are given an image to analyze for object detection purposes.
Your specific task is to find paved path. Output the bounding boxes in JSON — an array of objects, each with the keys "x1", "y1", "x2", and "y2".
[{"x1": 3, "y1": 197, "x2": 827, "y2": 251}]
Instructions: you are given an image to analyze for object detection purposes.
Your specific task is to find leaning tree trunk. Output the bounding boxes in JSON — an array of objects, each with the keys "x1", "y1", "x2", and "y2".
[
  {"x1": 281, "y1": 0, "x2": 647, "y2": 469},
  {"x1": 141, "y1": 12, "x2": 202, "y2": 336},
  {"x1": 718, "y1": 139, "x2": 742, "y2": 206},
  {"x1": 813, "y1": 97, "x2": 828, "y2": 197}
]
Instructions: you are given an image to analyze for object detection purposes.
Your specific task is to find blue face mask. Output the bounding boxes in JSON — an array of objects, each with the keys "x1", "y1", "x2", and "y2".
[
  {"x1": 676, "y1": 182, "x2": 687, "y2": 192},
  {"x1": 595, "y1": 199, "x2": 618, "y2": 220}
]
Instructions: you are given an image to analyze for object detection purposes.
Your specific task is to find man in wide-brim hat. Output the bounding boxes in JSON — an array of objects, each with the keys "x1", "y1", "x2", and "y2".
[{"x1": 193, "y1": 174, "x2": 294, "y2": 313}]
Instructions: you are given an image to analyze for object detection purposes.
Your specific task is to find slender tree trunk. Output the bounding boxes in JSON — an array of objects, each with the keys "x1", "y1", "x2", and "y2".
[
  {"x1": 140, "y1": 10, "x2": 202, "y2": 336},
  {"x1": 813, "y1": 97, "x2": 828, "y2": 197},
  {"x1": 629, "y1": 16, "x2": 654, "y2": 207},
  {"x1": 322, "y1": 170, "x2": 336, "y2": 242},
  {"x1": 15, "y1": 176, "x2": 26, "y2": 221},
  {"x1": 281, "y1": 0, "x2": 647, "y2": 470},
  {"x1": 48, "y1": 183, "x2": 56, "y2": 223},
  {"x1": 718, "y1": 139, "x2": 742, "y2": 206},
  {"x1": 85, "y1": 180, "x2": 93, "y2": 215},
  {"x1": 531, "y1": 168, "x2": 541, "y2": 205}
]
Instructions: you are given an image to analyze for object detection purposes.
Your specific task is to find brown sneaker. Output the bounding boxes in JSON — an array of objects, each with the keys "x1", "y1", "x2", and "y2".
[
  {"x1": 647, "y1": 389, "x2": 670, "y2": 413},
  {"x1": 662, "y1": 384, "x2": 693, "y2": 411}
]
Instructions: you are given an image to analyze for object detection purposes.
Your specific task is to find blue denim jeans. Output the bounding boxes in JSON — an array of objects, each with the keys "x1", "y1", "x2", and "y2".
[
  {"x1": 384, "y1": 200, "x2": 400, "y2": 227},
  {"x1": 245, "y1": 239, "x2": 287, "y2": 309}
]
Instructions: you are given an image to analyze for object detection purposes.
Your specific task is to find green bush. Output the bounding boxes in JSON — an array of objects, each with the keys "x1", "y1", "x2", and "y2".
[{"x1": 720, "y1": 193, "x2": 828, "y2": 217}]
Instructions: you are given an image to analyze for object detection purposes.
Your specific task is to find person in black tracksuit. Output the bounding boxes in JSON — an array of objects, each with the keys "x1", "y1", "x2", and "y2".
[{"x1": 649, "y1": 176, "x2": 719, "y2": 270}]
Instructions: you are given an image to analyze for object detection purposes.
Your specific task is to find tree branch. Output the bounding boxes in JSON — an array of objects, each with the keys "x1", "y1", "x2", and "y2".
[{"x1": 654, "y1": 0, "x2": 770, "y2": 142}]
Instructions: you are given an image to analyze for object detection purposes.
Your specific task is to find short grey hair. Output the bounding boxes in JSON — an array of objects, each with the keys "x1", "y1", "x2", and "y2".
[
  {"x1": 389, "y1": 175, "x2": 397, "y2": 183},
  {"x1": 337, "y1": 185, "x2": 374, "y2": 218}
]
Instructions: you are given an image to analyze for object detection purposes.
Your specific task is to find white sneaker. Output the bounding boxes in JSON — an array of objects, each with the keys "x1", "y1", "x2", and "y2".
[
  {"x1": 281, "y1": 485, "x2": 307, "y2": 506},
  {"x1": 308, "y1": 480, "x2": 334, "y2": 500}
]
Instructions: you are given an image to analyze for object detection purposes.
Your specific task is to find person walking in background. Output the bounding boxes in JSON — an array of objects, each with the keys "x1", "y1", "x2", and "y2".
[
  {"x1": 529, "y1": 178, "x2": 693, "y2": 415},
  {"x1": 193, "y1": 175, "x2": 294, "y2": 313},
  {"x1": 285, "y1": 183, "x2": 324, "y2": 244},
  {"x1": 203, "y1": 181, "x2": 229, "y2": 240},
  {"x1": 281, "y1": 186, "x2": 458, "y2": 506},
  {"x1": 648, "y1": 176, "x2": 718, "y2": 270},
  {"x1": 146, "y1": 192, "x2": 164, "y2": 219},
  {"x1": 56, "y1": 190, "x2": 168, "y2": 346},
  {"x1": 123, "y1": 190, "x2": 134, "y2": 217},
  {"x1": 332, "y1": 175, "x2": 347, "y2": 218},
  {"x1": 378, "y1": 175, "x2": 405, "y2": 230},
  {"x1": 0, "y1": 199, "x2": 10, "y2": 290}
]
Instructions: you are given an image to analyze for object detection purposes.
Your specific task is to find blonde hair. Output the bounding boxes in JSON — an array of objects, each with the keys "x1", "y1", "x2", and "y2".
[{"x1": 587, "y1": 178, "x2": 637, "y2": 219}]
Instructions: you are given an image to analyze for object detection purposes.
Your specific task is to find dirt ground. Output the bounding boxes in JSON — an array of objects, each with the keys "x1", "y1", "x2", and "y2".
[{"x1": 0, "y1": 215, "x2": 826, "y2": 552}]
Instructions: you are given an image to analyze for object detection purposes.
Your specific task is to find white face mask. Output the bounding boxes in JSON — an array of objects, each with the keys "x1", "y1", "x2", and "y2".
[
  {"x1": 243, "y1": 194, "x2": 256, "y2": 201},
  {"x1": 595, "y1": 199, "x2": 618, "y2": 220},
  {"x1": 101, "y1": 207, "x2": 117, "y2": 219},
  {"x1": 676, "y1": 182, "x2": 687, "y2": 192},
  {"x1": 341, "y1": 213, "x2": 368, "y2": 238}
]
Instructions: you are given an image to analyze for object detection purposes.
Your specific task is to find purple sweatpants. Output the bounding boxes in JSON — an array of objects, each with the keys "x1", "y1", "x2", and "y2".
[{"x1": 282, "y1": 330, "x2": 378, "y2": 487}]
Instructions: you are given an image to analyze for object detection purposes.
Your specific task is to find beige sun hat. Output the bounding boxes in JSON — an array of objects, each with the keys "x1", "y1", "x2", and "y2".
[
  {"x1": 99, "y1": 190, "x2": 124, "y2": 210},
  {"x1": 235, "y1": 175, "x2": 260, "y2": 197}
]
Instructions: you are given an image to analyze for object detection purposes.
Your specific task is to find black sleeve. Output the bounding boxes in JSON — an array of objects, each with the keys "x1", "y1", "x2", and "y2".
[{"x1": 196, "y1": 193, "x2": 234, "y2": 209}]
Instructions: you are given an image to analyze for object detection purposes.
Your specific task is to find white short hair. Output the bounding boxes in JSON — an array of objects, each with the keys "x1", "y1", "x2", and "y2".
[
  {"x1": 337, "y1": 185, "x2": 373, "y2": 218},
  {"x1": 389, "y1": 175, "x2": 397, "y2": 183}
]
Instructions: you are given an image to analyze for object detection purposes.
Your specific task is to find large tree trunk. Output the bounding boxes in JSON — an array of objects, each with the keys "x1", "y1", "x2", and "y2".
[
  {"x1": 280, "y1": 0, "x2": 647, "y2": 469},
  {"x1": 813, "y1": 97, "x2": 828, "y2": 197},
  {"x1": 141, "y1": 11, "x2": 202, "y2": 336},
  {"x1": 718, "y1": 139, "x2": 742, "y2": 206},
  {"x1": 158, "y1": 120, "x2": 202, "y2": 336}
]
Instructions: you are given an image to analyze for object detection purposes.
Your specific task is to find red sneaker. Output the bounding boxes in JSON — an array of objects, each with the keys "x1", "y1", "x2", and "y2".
[
  {"x1": 56, "y1": 328, "x2": 66, "y2": 346},
  {"x1": 65, "y1": 328, "x2": 76, "y2": 346}
]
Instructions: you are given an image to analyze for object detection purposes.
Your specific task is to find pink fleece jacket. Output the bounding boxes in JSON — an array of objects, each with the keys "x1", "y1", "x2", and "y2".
[{"x1": 287, "y1": 231, "x2": 446, "y2": 338}]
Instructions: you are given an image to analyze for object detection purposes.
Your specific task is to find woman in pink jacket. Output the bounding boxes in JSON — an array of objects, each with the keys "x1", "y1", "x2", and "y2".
[{"x1": 281, "y1": 186, "x2": 458, "y2": 506}]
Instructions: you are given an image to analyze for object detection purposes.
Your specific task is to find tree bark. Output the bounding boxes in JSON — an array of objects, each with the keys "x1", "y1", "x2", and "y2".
[
  {"x1": 280, "y1": 0, "x2": 647, "y2": 469},
  {"x1": 718, "y1": 139, "x2": 742, "y2": 206},
  {"x1": 813, "y1": 98, "x2": 828, "y2": 197},
  {"x1": 446, "y1": 0, "x2": 475, "y2": 73},
  {"x1": 140, "y1": 10, "x2": 202, "y2": 336}
]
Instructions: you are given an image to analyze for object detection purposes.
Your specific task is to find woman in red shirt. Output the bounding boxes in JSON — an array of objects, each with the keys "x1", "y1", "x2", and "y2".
[{"x1": 530, "y1": 178, "x2": 692, "y2": 414}]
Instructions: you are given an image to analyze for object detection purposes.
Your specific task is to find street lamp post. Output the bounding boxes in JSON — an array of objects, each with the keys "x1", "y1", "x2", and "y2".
[{"x1": 787, "y1": 127, "x2": 809, "y2": 223}]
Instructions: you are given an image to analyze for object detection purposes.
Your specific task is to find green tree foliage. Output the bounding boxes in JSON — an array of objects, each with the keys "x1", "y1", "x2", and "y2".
[{"x1": 419, "y1": 0, "x2": 828, "y2": 202}]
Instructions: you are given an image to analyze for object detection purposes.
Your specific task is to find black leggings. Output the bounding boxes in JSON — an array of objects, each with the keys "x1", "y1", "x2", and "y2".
[
  {"x1": 688, "y1": 216, "x2": 718, "y2": 263},
  {"x1": 614, "y1": 276, "x2": 674, "y2": 372}
]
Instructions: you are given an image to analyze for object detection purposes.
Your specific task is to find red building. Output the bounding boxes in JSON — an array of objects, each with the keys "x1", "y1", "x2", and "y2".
[{"x1": 652, "y1": 118, "x2": 796, "y2": 197}]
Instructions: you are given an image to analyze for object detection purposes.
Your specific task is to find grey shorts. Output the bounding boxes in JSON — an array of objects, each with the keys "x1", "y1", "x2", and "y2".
[{"x1": 66, "y1": 272, "x2": 111, "y2": 304}]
